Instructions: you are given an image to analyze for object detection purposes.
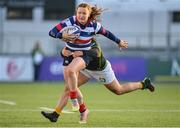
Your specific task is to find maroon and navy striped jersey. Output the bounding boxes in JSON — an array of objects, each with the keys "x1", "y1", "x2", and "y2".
[{"x1": 49, "y1": 16, "x2": 120, "y2": 51}]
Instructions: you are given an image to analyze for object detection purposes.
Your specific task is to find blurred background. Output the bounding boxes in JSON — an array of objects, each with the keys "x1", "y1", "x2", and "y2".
[{"x1": 0, "y1": 0, "x2": 180, "y2": 82}]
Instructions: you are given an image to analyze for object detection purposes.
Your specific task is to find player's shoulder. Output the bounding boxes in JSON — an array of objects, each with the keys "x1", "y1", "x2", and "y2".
[
  {"x1": 61, "y1": 16, "x2": 76, "y2": 24},
  {"x1": 91, "y1": 21, "x2": 102, "y2": 28},
  {"x1": 92, "y1": 20, "x2": 101, "y2": 24}
]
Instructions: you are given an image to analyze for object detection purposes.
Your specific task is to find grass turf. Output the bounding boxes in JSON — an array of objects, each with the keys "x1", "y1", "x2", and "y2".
[{"x1": 0, "y1": 82, "x2": 180, "y2": 127}]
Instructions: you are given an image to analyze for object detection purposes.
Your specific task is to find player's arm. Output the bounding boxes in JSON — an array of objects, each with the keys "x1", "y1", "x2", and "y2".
[
  {"x1": 60, "y1": 47, "x2": 73, "y2": 57},
  {"x1": 72, "y1": 48, "x2": 99, "y2": 58},
  {"x1": 73, "y1": 40, "x2": 101, "y2": 58},
  {"x1": 49, "y1": 22, "x2": 65, "y2": 38},
  {"x1": 49, "y1": 24, "x2": 78, "y2": 42},
  {"x1": 60, "y1": 47, "x2": 100, "y2": 58},
  {"x1": 97, "y1": 27, "x2": 128, "y2": 48},
  {"x1": 97, "y1": 26, "x2": 120, "y2": 44},
  {"x1": 95, "y1": 22, "x2": 128, "y2": 48},
  {"x1": 82, "y1": 48, "x2": 100, "y2": 58},
  {"x1": 49, "y1": 17, "x2": 76, "y2": 41}
]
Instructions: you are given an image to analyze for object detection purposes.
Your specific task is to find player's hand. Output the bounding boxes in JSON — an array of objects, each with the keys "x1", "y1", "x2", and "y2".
[
  {"x1": 62, "y1": 33, "x2": 77, "y2": 42},
  {"x1": 119, "y1": 40, "x2": 128, "y2": 49},
  {"x1": 62, "y1": 47, "x2": 73, "y2": 57},
  {"x1": 73, "y1": 51, "x2": 83, "y2": 58}
]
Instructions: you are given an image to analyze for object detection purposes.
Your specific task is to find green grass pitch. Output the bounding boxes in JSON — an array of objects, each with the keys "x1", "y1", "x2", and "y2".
[{"x1": 0, "y1": 82, "x2": 180, "y2": 127}]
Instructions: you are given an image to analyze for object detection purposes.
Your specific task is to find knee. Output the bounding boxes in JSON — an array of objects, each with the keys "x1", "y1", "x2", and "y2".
[
  {"x1": 111, "y1": 88, "x2": 124, "y2": 95},
  {"x1": 64, "y1": 86, "x2": 70, "y2": 93},
  {"x1": 114, "y1": 91, "x2": 123, "y2": 95},
  {"x1": 64, "y1": 86, "x2": 69, "y2": 92},
  {"x1": 107, "y1": 83, "x2": 124, "y2": 95},
  {"x1": 66, "y1": 67, "x2": 76, "y2": 77}
]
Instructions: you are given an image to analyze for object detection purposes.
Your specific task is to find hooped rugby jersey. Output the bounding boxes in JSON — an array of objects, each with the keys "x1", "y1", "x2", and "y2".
[{"x1": 49, "y1": 16, "x2": 121, "y2": 51}]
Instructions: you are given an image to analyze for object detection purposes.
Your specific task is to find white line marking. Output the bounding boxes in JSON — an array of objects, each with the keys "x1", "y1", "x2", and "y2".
[
  {"x1": 91, "y1": 109, "x2": 180, "y2": 112},
  {"x1": 39, "y1": 107, "x2": 75, "y2": 114},
  {"x1": 0, "y1": 100, "x2": 16, "y2": 105},
  {"x1": 62, "y1": 110, "x2": 75, "y2": 114},
  {"x1": 39, "y1": 107, "x2": 54, "y2": 111},
  {"x1": 0, "y1": 108, "x2": 180, "y2": 113},
  {"x1": 0, "y1": 109, "x2": 39, "y2": 112}
]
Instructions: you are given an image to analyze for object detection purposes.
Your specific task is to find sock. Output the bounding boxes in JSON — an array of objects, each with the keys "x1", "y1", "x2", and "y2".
[
  {"x1": 69, "y1": 91, "x2": 77, "y2": 99},
  {"x1": 140, "y1": 82, "x2": 144, "y2": 89},
  {"x1": 79, "y1": 103, "x2": 86, "y2": 113},
  {"x1": 55, "y1": 107, "x2": 61, "y2": 114}
]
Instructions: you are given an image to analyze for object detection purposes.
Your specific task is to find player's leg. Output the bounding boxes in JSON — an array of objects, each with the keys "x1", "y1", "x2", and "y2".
[
  {"x1": 41, "y1": 72, "x2": 89, "y2": 123},
  {"x1": 64, "y1": 66, "x2": 80, "y2": 111},
  {"x1": 41, "y1": 70, "x2": 70, "y2": 123},
  {"x1": 76, "y1": 72, "x2": 90, "y2": 124},
  {"x1": 65, "y1": 57, "x2": 86, "y2": 109},
  {"x1": 103, "y1": 62, "x2": 155, "y2": 94},
  {"x1": 104, "y1": 78, "x2": 143, "y2": 95},
  {"x1": 104, "y1": 77, "x2": 155, "y2": 95},
  {"x1": 55, "y1": 71, "x2": 90, "y2": 124},
  {"x1": 88, "y1": 61, "x2": 154, "y2": 95},
  {"x1": 41, "y1": 85, "x2": 70, "y2": 122},
  {"x1": 54, "y1": 68, "x2": 72, "y2": 113}
]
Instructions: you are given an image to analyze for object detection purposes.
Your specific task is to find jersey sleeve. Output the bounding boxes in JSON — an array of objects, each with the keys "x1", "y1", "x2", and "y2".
[
  {"x1": 97, "y1": 26, "x2": 121, "y2": 44},
  {"x1": 94, "y1": 22, "x2": 102, "y2": 34},
  {"x1": 49, "y1": 16, "x2": 74, "y2": 39}
]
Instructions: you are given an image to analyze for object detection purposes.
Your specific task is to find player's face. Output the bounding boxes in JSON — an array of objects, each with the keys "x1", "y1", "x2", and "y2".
[{"x1": 76, "y1": 7, "x2": 90, "y2": 25}]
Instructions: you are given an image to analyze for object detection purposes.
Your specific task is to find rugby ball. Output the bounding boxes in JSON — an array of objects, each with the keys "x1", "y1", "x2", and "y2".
[{"x1": 60, "y1": 26, "x2": 80, "y2": 38}]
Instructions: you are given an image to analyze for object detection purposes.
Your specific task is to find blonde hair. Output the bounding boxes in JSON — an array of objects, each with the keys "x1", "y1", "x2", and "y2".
[{"x1": 77, "y1": 3, "x2": 104, "y2": 21}]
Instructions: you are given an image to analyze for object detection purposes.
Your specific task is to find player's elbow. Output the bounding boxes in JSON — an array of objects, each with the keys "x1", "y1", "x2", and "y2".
[{"x1": 49, "y1": 30, "x2": 56, "y2": 38}]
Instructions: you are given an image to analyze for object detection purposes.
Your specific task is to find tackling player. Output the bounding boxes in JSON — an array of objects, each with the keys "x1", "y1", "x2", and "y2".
[{"x1": 41, "y1": 40, "x2": 155, "y2": 124}]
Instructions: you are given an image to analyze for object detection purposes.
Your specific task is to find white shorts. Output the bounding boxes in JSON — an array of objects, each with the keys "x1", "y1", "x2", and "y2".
[{"x1": 80, "y1": 61, "x2": 116, "y2": 84}]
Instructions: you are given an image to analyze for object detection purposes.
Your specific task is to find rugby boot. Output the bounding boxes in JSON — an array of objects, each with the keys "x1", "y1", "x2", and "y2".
[
  {"x1": 41, "y1": 111, "x2": 59, "y2": 122},
  {"x1": 141, "y1": 77, "x2": 155, "y2": 92}
]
